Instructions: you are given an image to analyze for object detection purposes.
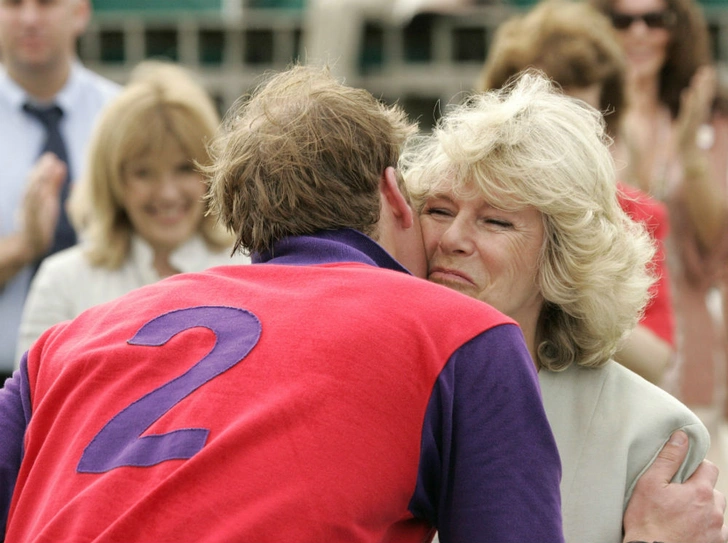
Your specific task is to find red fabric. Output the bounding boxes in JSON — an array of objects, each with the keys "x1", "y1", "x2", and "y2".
[
  {"x1": 618, "y1": 182, "x2": 675, "y2": 346},
  {"x1": 8, "y1": 262, "x2": 512, "y2": 543}
]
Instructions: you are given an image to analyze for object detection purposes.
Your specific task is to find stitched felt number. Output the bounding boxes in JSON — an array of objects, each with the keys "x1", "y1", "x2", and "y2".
[{"x1": 77, "y1": 306, "x2": 261, "y2": 473}]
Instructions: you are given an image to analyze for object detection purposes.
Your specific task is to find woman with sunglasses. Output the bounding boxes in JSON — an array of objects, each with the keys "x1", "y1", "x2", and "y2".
[{"x1": 591, "y1": 0, "x2": 728, "y2": 444}]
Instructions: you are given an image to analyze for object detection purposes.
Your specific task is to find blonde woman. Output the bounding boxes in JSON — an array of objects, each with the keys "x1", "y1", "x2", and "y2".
[
  {"x1": 15, "y1": 61, "x2": 248, "y2": 362},
  {"x1": 478, "y1": 0, "x2": 675, "y2": 386},
  {"x1": 403, "y1": 72, "x2": 721, "y2": 543}
]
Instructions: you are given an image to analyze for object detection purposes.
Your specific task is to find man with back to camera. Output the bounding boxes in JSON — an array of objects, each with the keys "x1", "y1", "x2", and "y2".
[
  {"x1": 1, "y1": 64, "x2": 563, "y2": 542},
  {"x1": 0, "y1": 65, "x2": 724, "y2": 543},
  {"x1": 0, "y1": 0, "x2": 120, "y2": 382}
]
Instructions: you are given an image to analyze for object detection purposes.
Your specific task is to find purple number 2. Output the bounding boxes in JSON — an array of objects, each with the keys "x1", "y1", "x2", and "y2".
[{"x1": 77, "y1": 305, "x2": 261, "y2": 473}]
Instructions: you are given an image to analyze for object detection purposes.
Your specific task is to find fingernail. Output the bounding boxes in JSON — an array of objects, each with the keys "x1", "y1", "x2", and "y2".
[{"x1": 670, "y1": 431, "x2": 687, "y2": 446}]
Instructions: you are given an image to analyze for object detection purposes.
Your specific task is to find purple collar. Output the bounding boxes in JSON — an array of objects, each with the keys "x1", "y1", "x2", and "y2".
[{"x1": 252, "y1": 229, "x2": 411, "y2": 275}]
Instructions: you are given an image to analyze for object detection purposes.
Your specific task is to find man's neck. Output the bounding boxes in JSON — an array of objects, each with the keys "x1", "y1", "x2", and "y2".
[{"x1": 11, "y1": 61, "x2": 72, "y2": 102}]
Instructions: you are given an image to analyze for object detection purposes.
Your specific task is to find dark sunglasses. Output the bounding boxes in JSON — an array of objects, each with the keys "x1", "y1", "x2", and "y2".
[{"x1": 610, "y1": 10, "x2": 676, "y2": 30}]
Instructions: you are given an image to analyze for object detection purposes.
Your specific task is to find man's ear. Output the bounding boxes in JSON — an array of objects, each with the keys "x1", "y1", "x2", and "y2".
[
  {"x1": 73, "y1": 0, "x2": 92, "y2": 37},
  {"x1": 380, "y1": 167, "x2": 414, "y2": 230}
]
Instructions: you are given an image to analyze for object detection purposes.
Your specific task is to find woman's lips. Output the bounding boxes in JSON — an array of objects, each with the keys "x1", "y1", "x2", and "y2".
[{"x1": 428, "y1": 266, "x2": 475, "y2": 286}]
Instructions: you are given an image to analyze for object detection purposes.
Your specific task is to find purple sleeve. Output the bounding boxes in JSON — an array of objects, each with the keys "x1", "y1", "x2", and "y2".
[
  {"x1": 409, "y1": 323, "x2": 564, "y2": 543},
  {"x1": 0, "y1": 354, "x2": 32, "y2": 540}
]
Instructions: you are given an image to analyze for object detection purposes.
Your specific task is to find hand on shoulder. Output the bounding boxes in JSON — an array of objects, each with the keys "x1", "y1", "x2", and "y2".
[{"x1": 623, "y1": 430, "x2": 727, "y2": 543}]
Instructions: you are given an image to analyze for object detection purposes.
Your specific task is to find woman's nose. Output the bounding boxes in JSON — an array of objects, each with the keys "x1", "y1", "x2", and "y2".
[
  {"x1": 626, "y1": 18, "x2": 651, "y2": 35},
  {"x1": 438, "y1": 216, "x2": 476, "y2": 255},
  {"x1": 153, "y1": 173, "x2": 181, "y2": 198}
]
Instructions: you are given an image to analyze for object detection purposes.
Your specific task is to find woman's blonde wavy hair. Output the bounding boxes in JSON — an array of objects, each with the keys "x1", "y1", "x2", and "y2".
[
  {"x1": 402, "y1": 71, "x2": 656, "y2": 370},
  {"x1": 69, "y1": 60, "x2": 232, "y2": 269}
]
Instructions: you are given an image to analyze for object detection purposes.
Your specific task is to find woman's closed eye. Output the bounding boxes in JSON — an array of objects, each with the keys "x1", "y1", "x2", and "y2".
[
  {"x1": 483, "y1": 218, "x2": 513, "y2": 229},
  {"x1": 422, "y1": 206, "x2": 455, "y2": 218},
  {"x1": 423, "y1": 205, "x2": 514, "y2": 229}
]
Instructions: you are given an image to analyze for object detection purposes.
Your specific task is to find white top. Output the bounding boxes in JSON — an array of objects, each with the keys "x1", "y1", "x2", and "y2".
[
  {"x1": 539, "y1": 361, "x2": 709, "y2": 543},
  {"x1": 15, "y1": 235, "x2": 250, "y2": 364},
  {"x1": 0, "y1": 62, "x2": 121, "y2": 371}
]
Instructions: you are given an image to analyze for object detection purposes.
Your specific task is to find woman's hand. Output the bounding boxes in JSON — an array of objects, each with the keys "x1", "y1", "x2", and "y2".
[
  {"x1": 675, "y1": 66, "x2": 728, "y2": 251},
  {"x1": 676, "y1": 65, "x2": 717, "y2": 155}
]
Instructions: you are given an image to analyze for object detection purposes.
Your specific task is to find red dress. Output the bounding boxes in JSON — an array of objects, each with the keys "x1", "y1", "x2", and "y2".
[{"x1": 617, "y1": 182, "x2": 676, "y2": 347}]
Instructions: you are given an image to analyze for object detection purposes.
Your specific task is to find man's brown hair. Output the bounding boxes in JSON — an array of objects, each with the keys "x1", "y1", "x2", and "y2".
[{"x1": 205, "y1": 65, "x2": 417, "y2": 255}]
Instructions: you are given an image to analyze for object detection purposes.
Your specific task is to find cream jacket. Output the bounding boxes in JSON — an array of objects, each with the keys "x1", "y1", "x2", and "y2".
[{"x1": 539, "y1": 361, "x2": 709, "y2": 543}]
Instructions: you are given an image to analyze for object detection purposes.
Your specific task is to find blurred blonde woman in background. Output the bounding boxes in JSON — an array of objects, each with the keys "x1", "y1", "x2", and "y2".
[
  {"x1": 405, "y1": 70, "x2": 722, "y2": 543},
  {"x1": 15, "y1": 60, "x2": 248, "y2": 362}
]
